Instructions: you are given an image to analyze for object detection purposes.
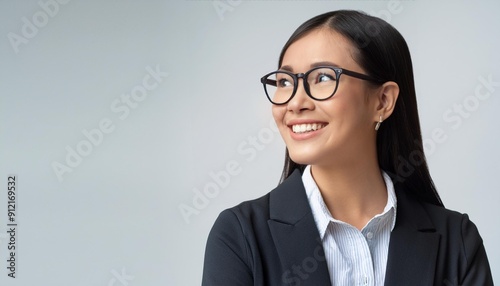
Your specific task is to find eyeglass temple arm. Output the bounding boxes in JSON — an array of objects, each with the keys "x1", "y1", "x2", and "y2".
[
  {"x1": 342, "y1": 69, "x2": 384, "y2": 83},
  {"x1": 261, "y1": 77, "x2": 277, "y2": 86}
]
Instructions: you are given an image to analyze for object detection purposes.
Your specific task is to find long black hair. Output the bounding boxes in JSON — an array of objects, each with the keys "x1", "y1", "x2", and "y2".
[{"x1": 277, "y1": 10, "x2": 443, "y2": 207}]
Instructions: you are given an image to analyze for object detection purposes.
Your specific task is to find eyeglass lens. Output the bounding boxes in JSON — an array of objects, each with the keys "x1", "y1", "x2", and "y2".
[{"x1": 264, "y1": 67, "x2": 338, "y2": 104}]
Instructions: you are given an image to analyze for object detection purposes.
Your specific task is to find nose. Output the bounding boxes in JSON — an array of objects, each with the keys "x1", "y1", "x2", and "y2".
[{"x1": 287, "y1": 78, "x2": 314, "y2": 113}]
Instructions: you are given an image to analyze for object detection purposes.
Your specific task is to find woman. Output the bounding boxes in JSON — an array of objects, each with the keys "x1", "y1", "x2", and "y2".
[{"x1": 202, "y1": 10, "x2": 493, "y2": 286}]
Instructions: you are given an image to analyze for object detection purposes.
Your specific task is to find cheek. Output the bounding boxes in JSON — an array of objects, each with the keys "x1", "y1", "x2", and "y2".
[
  {"x1": 328, "y1": 91, "x2": 369, "y2": 121},
  {"x1": 271, "y1": 106, "x2": 285, "y2": 126},
  {"x1": 272, "y1": 106, "x2": 289, "y2": 139}
]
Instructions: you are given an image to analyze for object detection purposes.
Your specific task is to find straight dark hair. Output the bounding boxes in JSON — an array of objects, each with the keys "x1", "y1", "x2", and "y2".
[{"x1": 277, "y1": 10, "x2": 443, "y2": 207}]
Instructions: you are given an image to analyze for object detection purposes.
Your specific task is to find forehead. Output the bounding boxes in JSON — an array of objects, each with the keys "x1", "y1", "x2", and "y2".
[{"x1": 281, "y1": 28, "x2": 359, "y2": 72}]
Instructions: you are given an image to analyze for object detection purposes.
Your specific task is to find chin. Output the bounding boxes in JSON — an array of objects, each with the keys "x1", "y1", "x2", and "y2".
[{"x1": 288, "y1": 150, "x2": 318, "y2": 166}]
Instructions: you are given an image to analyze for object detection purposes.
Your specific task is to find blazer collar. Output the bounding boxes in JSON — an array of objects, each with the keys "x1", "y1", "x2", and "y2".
[
  {"x1": 268, "y1": 169, "x2": 332, "y2": 285},
  {"x1": 269, "y1": 169, "x2": 312, "y2": 224},
  {"x1": 267, "y1": 170, "x2": 441, "y2": 286},
  {"x1": 384, "y1": 185, "x2": 440, "y2": 286}
]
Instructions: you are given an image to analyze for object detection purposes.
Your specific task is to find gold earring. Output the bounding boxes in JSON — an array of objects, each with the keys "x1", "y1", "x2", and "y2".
[{"x1": 375, "y1": 115, "x2": 383, "y2": 131}]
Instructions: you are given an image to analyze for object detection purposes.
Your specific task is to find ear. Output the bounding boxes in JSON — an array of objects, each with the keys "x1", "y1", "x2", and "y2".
[{"x1": 373, "y1": 81, "x2": 399, "y2": 122}]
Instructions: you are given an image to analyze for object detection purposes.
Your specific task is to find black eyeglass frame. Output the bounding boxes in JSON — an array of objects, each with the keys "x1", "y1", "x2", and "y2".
[{"x1": 260, "y1": 66, "x2": 385, "y2": 105}]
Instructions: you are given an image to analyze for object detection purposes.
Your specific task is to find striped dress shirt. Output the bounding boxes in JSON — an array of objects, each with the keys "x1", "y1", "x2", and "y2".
[{"x1": 302, "y1": 165, "x2": 397, "y2": 286}]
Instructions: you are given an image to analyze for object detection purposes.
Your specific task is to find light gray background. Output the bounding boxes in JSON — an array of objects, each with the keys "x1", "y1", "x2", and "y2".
[{"x1": 1, "y1": 1, "x2": 498, "y2": 285}]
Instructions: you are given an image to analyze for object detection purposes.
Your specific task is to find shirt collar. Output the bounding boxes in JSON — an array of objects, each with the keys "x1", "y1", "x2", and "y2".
[{"x1": 302, "y1": 165, "x2": 397, "y2": 239}]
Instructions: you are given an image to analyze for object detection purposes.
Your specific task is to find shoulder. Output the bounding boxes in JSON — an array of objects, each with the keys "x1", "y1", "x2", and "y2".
[
  {"x1": 396, "y1": 186, "x2": 471, "y2": 229},
  {"x1": 415, "y1": 195, "x2": 484, "y2": 257},
  {"x1": 410, "y1": 193, "x2": 481, "y2": 241},
  {"x1": 420, "y1": 199, "x2": 467, "y2": 228},
  {"x1": 203, "y1": 188, "x2": 279, "y2": 285},
  {"x1": 398, "y1": 188, "x2": 482, "y2": 242},
  {"x1": 393, "y1": 188, "x2": 493, "y2": 284},
  {"x1": 207, "y1": 169, "x2": 308, "y2": 251},
  {"x1": 212, "y1": 169, "x2": 307, "y2": 232},
  {"x1": 203, "y1": 170, "x2": 314, "y2": 285},
  {"x1": 212, "y1": 192, "x2": 272, "y2": 235},
  {"x1": 396, "y1": 188, "x2": 493, "y2": 279},
  {"x1": 202, "y1": 192, "x2": 274, "y2": 285}
]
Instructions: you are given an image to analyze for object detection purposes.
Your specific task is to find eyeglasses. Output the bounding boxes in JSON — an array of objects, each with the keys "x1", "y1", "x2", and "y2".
[{"x1": 260, "y1": 66, "x2": 384, "y2": 105}]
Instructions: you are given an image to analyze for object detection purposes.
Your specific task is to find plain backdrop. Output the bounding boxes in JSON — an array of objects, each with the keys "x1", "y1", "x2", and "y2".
[{"x1": 1, "y1": 1, "x2": 498, "y2": 285}]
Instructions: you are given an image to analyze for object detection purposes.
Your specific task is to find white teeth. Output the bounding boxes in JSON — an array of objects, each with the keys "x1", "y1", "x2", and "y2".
[{"x1": 292, "y1": 123, "x2": 326, "y2": 133}]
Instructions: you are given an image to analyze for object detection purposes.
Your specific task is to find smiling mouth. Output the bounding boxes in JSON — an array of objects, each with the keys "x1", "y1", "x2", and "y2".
[{"x1": 291, "y1": 123, "x2": 327, "y2": 134}]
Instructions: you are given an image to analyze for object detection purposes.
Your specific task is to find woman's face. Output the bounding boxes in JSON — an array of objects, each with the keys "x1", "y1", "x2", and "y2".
[{"x1": 273, "y1": 28, "x2": 380, "y2": 168}]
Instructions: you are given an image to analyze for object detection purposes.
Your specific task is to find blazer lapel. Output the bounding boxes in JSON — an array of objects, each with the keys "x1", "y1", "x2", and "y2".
[
  {"x1": 267, "y1": 170, "x2": 331, "y2": 285},
  {"x1": 384, "y1": 187, "x2": 440, "y2": 286}
]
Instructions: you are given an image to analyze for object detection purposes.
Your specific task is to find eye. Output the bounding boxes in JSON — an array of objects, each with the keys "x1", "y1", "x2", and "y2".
[
  {"x1": 308, "y1": 68, "x2": 338, "y2": 85},
  {"x1": 278, "y1": 79, "x2": 292, "y2": 87},
  {"x1": 276, "y1": 74, "x2": 293, "y2": 88},
  {"x1": 316, "y1": 73, "x2": 335, "y2": 83}
]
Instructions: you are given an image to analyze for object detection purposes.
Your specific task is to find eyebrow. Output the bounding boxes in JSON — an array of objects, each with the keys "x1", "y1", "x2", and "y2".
[{"x1": 279, "y1": 61, "x2": 340, "y2": 72}]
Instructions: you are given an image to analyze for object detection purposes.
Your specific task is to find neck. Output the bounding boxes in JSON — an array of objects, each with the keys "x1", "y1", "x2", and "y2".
[{"x1": 310, "y1": 157, "x2": 387, "y2": 230}]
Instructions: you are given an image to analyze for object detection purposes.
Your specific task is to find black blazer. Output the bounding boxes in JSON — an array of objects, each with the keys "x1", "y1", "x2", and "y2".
[{"x1": 202, "y1": 170, "x2": 493, "y2": 285}]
